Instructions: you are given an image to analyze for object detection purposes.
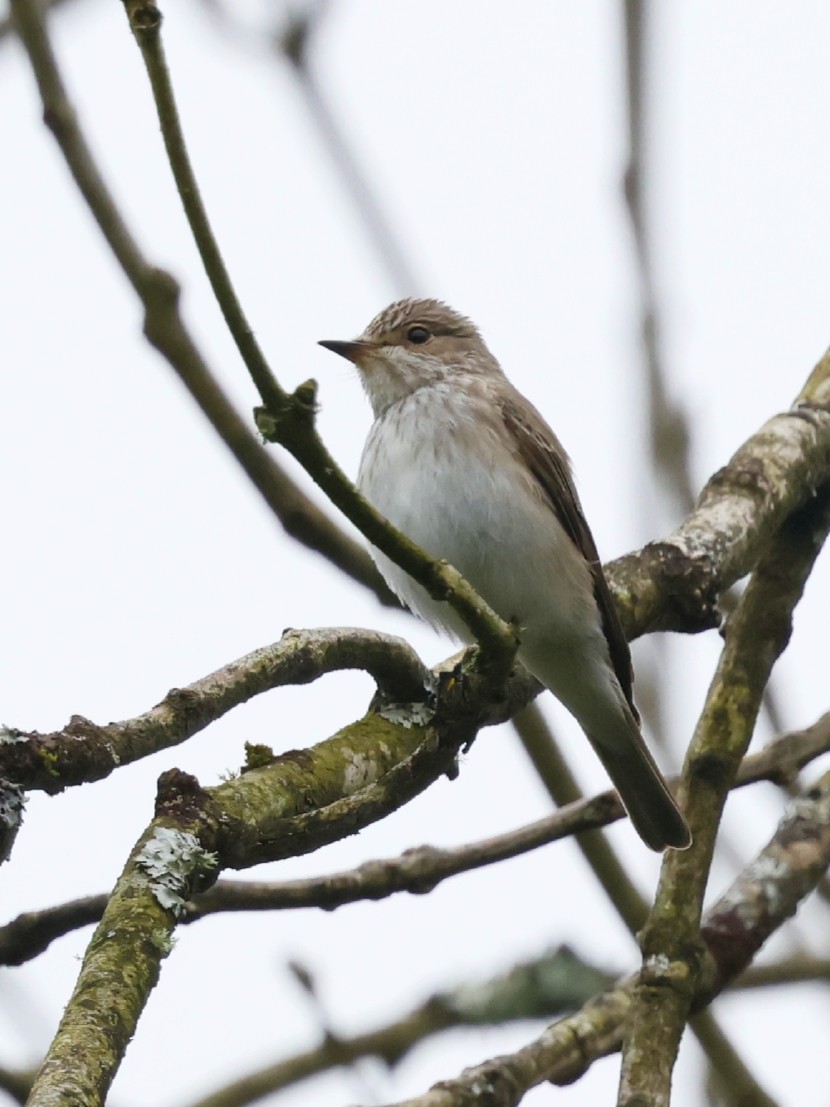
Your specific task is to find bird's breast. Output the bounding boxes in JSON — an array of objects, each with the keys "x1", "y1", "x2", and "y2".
[{"x1": 358, "y1": 388, "x2": 597, "y2": 641}]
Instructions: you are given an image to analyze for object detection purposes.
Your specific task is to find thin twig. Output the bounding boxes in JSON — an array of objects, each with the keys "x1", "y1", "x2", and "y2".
[
  {"x1": 623, "y1": 0, "x2": 696, "y2": 513},
  {"x1": 0, "y1": 0, "x2": 81, "y2": 43},
  {"x1": 10, "y1": 0, "x2": 393, "y2": 606},
  {"x1": 123, "y1": 4, "x2": 515, "y2": 667},
  {"x1": 690, "y1": 1011, "x2": 779, "y2": 1107},
  {"x1": 732, "y1": 955, "x2": 830, "y2": 990},
  {"x1": 0, "y1": 1063, "x2": 33, "y2": 1105}
]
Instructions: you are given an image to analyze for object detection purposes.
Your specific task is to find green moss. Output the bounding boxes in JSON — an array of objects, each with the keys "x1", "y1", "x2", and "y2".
[
  {"x1": 39, "y1": 747, "x2": 61, "y2": 778},
  {"x1": 243, "y1": 742, "x2": 276, "y2": 770}
]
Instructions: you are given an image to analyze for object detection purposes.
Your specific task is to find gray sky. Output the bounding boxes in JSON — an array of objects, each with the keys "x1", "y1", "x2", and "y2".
[{"x1": 2, "y1": 2, "x2": 830, "y2": 1105}]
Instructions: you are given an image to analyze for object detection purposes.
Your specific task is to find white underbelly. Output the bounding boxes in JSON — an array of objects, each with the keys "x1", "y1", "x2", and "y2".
[{"x1": 358, "y1": 392, "x2": 597, "y2": 645}]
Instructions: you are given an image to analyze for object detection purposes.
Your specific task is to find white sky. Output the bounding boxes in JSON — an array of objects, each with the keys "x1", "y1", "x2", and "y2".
[{"x1": 2, "y1": 2, "x2": 830, "y2": 1105}]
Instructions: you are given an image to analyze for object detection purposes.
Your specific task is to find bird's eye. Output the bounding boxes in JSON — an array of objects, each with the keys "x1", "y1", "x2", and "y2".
[{"x1": 406, "y1": 325, "x2": 431, "y2": 345}]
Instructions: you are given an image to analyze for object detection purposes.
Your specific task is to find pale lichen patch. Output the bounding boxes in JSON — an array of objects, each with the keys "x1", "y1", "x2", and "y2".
[
  {"x1": 378, "y1": 702, "x2": 433, "y2": 728},
  {"x1": 136, "y1": 827, "x2": 217, "y2": 917},
  {"x1": 0, "y1": 726, "x2": 26, "y2": 745},
  {"x1": 0, "y1": 782, "x2": 25, "y2": 830},
  {"x1": 342, "y1": 749, "x2": 375, "y2": 793}
]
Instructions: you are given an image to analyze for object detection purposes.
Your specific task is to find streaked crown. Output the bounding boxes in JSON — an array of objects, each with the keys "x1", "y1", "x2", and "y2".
[{"x1": 362, "y1": 299, "x2": 480, "y2": 344}]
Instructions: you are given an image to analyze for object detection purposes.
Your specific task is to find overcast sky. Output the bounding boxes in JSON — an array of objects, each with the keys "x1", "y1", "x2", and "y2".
[{"x1": 2, "y1": 3, "x2": 830, "y2": 1105}]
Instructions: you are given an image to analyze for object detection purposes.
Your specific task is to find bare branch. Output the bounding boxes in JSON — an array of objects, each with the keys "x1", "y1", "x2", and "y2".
[
  {"x1": 19, "y1": 627, "x2": 534, "y2": 1104},
  {"x1": 689, "y1": 1011, "x2": 779, "y2": 1107},
  {"x1": 0, "y1": 0, "x2": 82, "y2": 43},
  {"x1": 181, "y1": 946, "x2": 613, "y2": 1107},
  {"x1": 11, "y1": 0, "x2": 393, "y2": 605},
  {"x1": 514, "y1": 703, "x2": 650, "y2": 934},
  {"x1": 515, "y1": 704, "x2": 780, "y2": 1107},
  {"x1": 732, "y1": 955, "x2": 830, "y2": 990},
  {"x1": 118, "y1": 3, "x2": 517, "y2": 678},
  {"x1": 0, "y1": 1062, "x2": 33, "y2": 1105}
]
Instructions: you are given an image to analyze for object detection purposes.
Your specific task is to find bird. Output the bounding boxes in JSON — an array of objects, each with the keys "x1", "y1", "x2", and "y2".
[{"x1": 319, "y1": 298, "x2": 690, "y2": 851}]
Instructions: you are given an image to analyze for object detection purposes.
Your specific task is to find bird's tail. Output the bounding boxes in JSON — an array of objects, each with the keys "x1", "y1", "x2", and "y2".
[{"x1": 587, "y1": 710, "x2": 691, "y2": 852}]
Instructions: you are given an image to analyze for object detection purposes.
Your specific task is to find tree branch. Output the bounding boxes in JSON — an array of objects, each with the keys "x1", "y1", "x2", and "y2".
[
  {"x1": 0, "y1": 627, "x2": 429, "y2": 793},
  {"x1": 182, "y1": 947, "x2": 613, "y2": 1107},
  {"x1": 3, "y1": 711, "x2": 827, "y2": 967},
  {"x1": 618, "y1": 486, "x2": 830, "y2": 1105},
  {"x1": 12, "y1": 0, "x2": 394, "y2": 605},
  {"x1": 378, "y1": 769, "x2": 830, "y2": 1107},
  {"x1": 608, "y1": 348, "x2": 830, "y2": 637},
  {"x1": 275, "y1": 2, "x2": 420, "y2": 297},
  {"x1": 20, "y1": 631, "x2": 536, "y2": 1105},
  {"x1": 732, "y1": 955, "x2": 830, "y2": 990},
  {"x1": 514, "y1": 702, "x2": 781, "y2": 1107}
]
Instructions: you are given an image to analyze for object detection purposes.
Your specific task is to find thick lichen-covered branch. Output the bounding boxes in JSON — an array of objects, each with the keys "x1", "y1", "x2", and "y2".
[
  {"x1": 609, "y1": 348, "x2": 830, "y2": 638},
  {"x1": 21, "y1": 642, "x2": 531, "y2": 1105},
  {"x1": 0, "y1": 628, "x2": 428, "y2": 794},
  {"x1": 27, "y1": 807, "x2": 220, "y2": 1107},
  {"x1": 513, "y1": 703, "x2": 780, "y2": 1107},
  {"x1": 617, "y1": 487, "x2": 830, "y2": 1107}
]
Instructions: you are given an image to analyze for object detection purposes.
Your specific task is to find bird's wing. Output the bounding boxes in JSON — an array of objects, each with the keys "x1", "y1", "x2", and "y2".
[{"x1": 499, "y1": 388, "x2": 638, "y2": 719}]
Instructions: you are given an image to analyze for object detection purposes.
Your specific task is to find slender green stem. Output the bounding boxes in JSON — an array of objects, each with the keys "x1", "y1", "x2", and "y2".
[{"x1": 125, "y1": 2, "x2": 286, "y2": 412}]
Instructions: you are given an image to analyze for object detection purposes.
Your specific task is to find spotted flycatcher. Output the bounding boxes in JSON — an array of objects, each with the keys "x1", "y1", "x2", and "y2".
[{"x1": 320, "y1": 299, "x2": 690, "y2": 851}]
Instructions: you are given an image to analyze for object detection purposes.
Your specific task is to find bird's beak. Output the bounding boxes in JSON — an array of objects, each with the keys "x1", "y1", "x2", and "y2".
[{"x1": 318, "y1": 338, "x2": 374, "y2": 364}]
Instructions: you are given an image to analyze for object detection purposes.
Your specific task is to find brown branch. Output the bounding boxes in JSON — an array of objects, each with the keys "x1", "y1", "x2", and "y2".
[
  {"x1": 689, "y1": 1013, "x2": 779, "y2": 1107},
  {"x1": 121, "y1": 4, "x2": 517, "y2": 677},
  {"x1": 4, "y1": 710, "x2": 827, "y2": 967},
  {"x1": 732, "y1": 955, "x2": 830, "y2": 990},
  {"x1": 182, "y1": 946, "x2": 613, "y2": 1107},
  {"x1": 513, "y1": 703, "x2": 650, "y2": 934},
  {"x1": 20, "y1": 631, "x2": 536, "y2": 1105},
  {"x1": 0, "y1": 1062, "x2": 33, "y2": 1104},
  {"x1": 0, "y1": 628, "x2": 429, "y2": 793},
  {"x1": 0, "y1": 0, "x2": 82, "y2": 42}
]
